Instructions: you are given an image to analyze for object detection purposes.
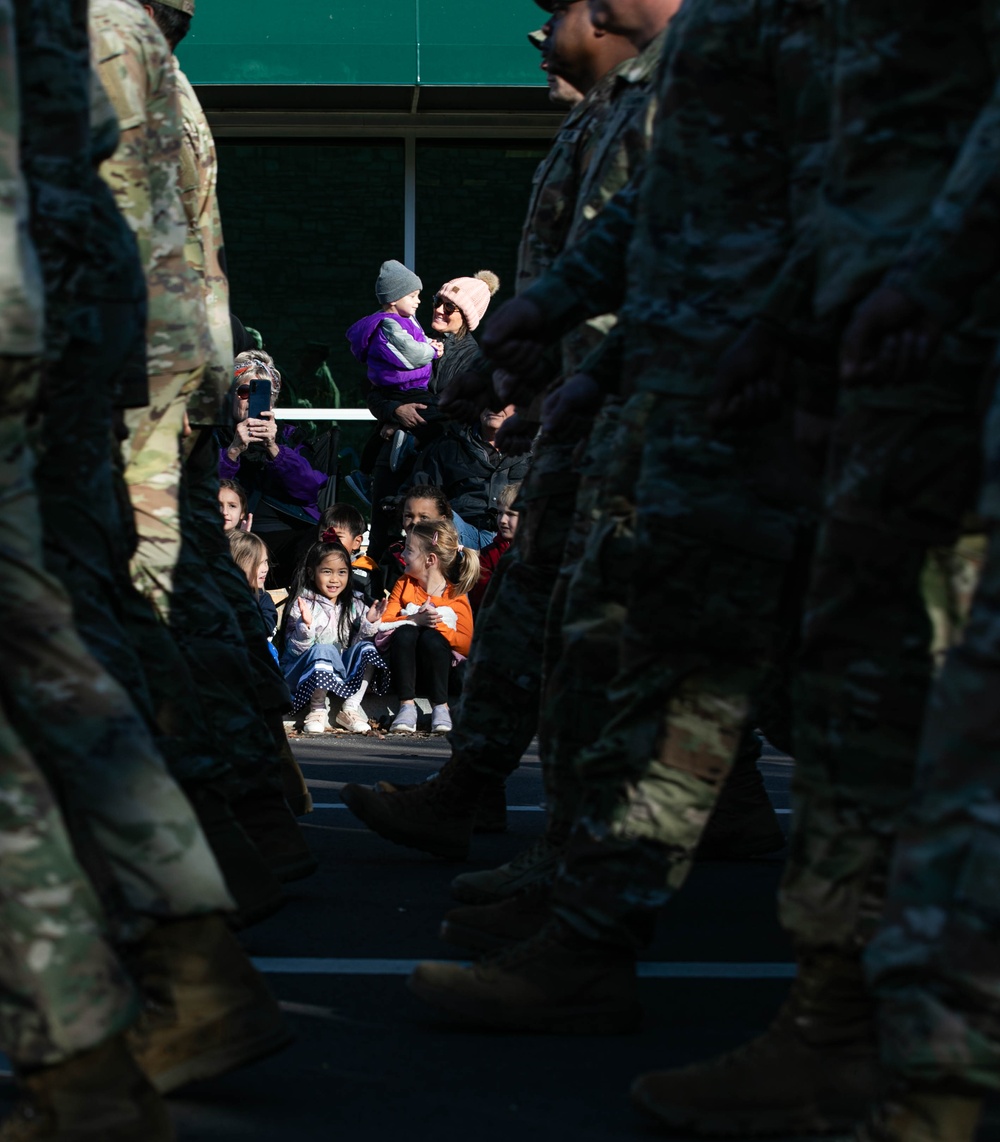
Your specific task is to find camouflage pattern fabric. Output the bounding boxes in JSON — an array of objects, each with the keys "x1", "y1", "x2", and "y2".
[
  {"x1": 0, "y1": 1, "x2": 137, "y2": 1066},
  {"x1": 449, "y1": 35, "x2": 662, "y2": 786},
  {"x1": 516, "y1": 0, "x2": 829, "y2": 948},
  {"x1": 174, "y1": 58, "x2": 232, "y2": 428}
]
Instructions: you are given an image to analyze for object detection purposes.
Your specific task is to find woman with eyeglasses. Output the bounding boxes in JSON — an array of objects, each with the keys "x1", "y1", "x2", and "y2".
[
  {"x1": 363, "y1": 270, "x2": 500, "y2": 557},
  {"x1": 217, "y1": 349, "x2": 329, "y2": 588}
]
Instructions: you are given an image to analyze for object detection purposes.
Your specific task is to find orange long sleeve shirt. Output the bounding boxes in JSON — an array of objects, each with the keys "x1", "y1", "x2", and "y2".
[{"x1": 381, "y1": 574, "x2": 474, "y2": 656}]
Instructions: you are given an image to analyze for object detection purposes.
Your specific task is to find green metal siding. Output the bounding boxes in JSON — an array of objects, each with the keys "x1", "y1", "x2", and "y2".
[{"x1": 178, "y1": 1, "x2": 547, "y2": 87}]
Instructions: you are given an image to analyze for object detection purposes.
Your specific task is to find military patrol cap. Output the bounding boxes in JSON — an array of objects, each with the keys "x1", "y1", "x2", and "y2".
[{"x1": 156, "y1": 0, "x2": 196, "y2": 14}]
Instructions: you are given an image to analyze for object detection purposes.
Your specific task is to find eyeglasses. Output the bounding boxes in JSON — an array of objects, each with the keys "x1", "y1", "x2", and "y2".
[
  {"x1": 235, "y1": 384, "x2": 251, "y2": 398},
  {"x1": 432, "y1": 295, "x2": 459, "y2": 316}
]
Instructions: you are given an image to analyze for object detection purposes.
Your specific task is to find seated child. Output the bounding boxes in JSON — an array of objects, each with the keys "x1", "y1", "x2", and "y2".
[
  {"x1": 346, "y1": 260, "x2": 444, "y2": 415},
  {"x1": 376, "y1": 484, "x2": 455, "y2": 598},
  {"x1": 219, "y1": 478, "x2": 248, "y2": 533},
  {"x1": 319, "y1": 502, "x2": 377, "y2": 600},
  {"x1": 281, "y1": 537, "x2": 390, "y2": 734},
  {"x1": 469, "y1": 481, "x2": 520, "y2": 613},
  {"x1": 377, "y1": 519, "x2": 479, "y2": 735},
  {"x1": 228, "y1": 531, "x2": 279, "y2": 656}
]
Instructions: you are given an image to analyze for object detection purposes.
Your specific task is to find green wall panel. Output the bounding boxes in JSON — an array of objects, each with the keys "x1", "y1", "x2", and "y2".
[{"x1": 178, "y1": 0, "x2": 546, "y2": 86}]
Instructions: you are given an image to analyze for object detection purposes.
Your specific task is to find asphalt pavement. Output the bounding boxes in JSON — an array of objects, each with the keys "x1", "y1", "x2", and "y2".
[{"x1": 5, "y1": 733, "x2": 999, "y2": 1140}]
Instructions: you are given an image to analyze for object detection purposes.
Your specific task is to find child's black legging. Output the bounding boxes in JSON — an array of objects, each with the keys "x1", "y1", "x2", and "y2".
[{"x1": 390, "y1": 625, "x2": 451, "y2": 706}]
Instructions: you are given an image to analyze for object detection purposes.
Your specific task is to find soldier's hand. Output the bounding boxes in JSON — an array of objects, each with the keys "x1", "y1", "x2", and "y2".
[
  {"x1": 840, "y1": 285, "x2": 940, "y2": 386},
  {"x1": 395, "y1": 402, "x2": 428, "y2": 430},
  {"x1": 481, "y1": 297, "x2": 549, "y2": 376},
  {"x1": 440, "y1": 369, "x2": 496, "y2": 423},
  {"x1": 495, "y1": 413, "x2": 537, "y2": 455},
  {"x1": 297, "y1": 597, "x2": 313, "y2": 628},
  {"x1": 541, "y1": 372, "x2": 602, "y2": 438},
  {"x1": 709, "y1": 320, "x2": 789, "y2": 428}
]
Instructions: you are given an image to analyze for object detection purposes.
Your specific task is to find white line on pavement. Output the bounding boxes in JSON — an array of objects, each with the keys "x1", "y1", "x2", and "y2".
[{"x1": 252, "y1": 957, "x2": 796, "y2": 979}]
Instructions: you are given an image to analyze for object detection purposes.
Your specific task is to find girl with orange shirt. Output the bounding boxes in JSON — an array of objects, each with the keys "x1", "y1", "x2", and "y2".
[{"x1": 379, "y1": 520, "x2": 480, "y2": 734}]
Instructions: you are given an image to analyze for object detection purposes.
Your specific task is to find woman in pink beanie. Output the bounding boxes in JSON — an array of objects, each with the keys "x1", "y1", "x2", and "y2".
[{"x1": 431, "y1": 269, "x2": 500, "y2": 334}]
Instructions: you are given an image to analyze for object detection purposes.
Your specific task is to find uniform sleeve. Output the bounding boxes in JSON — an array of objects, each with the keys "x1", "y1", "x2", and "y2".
[
  {"x1": 380, "y1": 318, "x2": 436, "y2": 368},
  {"x1": 519, "y1": 180, "x2": 640, "y2": 337},
  {"x1": 884, "y1": 77, "x2": 1000, "y2": 325}
]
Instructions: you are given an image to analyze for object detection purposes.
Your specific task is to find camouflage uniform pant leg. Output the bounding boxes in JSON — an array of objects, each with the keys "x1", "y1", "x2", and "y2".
[
  {"x1": 0, "y1": 702, "x2": 137, "y2": 1068},
  {"x1": 539, "y1": 400, "x2": 629, "y2": 837},
  {"x1": 448, "y1": 436, "x2": 578, "y2": 782},
  {"x1": 0, "y1": 357, "x2": 232, "y2": 933},
  {"x1": 35, "y1": 306, "x2": 226, "y2": 788},
  {"x1": 551, "y1": 392, "x2": 812, "y2": 948},
  {"x1": 863, "y1": 524, "x2": 1000, "y2": 1095},
  {"x1": 780, "y1": 358, "x2": 985, "y2": 954}
]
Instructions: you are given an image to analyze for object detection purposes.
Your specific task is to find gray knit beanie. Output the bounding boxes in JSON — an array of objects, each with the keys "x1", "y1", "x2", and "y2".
[{"x1": 376, "y1": 260, "x2": 423, "y2": 305}]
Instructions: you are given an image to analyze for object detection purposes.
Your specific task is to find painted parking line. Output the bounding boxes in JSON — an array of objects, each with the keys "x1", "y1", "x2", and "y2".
[{"x1": 252, "y1": 957, "x2": 796, "y2": 979}]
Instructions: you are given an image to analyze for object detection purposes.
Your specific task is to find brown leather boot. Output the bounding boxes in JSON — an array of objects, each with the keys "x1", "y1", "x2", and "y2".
[
  {"x1": 852, "y1": 1090, "x2": 982, "y2": 1141},
  {"x1": 440, "y1": 883, "x2": 552, "y2": 954},
  {"x1": 126, "y1": 915, "x2": 292, "y2": 1093},
  {"x1": 408, "y1": 917, "x2": 641, "y2": 1034},
  {"x1": 187, "y1": 785, "x2": 285, "y2": 928},
  {"x1": 230, "y1": 787, "x2": 318, "y2": 882},
  {"x1": 630, "y1": 949, "x2": 880, "y2": 1136},
  {"x1": 0, "y1": 1036, "x2": 173, "y2": 1141},
  {"x1": 341, "y1": 759, "x2": 489, "y2": 859},
  {"x1": 374, "y1": 774, "x2": 507, "y2": 834},
  {"x1": 449, "y1": 835, "x2": 563, "y2": 904}
]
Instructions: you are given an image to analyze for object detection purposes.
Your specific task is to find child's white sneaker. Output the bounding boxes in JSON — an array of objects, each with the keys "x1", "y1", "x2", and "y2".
[
  {"x1": 430, "y1": 704, "x2": 452, "y2": 734},
  {"x1": 389, "y1": 705, "x2": 418, "y2": 733},
  {"x1": 303, "y1": 707, "x2": 328, "y2": 734},
  {"x1": 336, "y1": 705, "x2": 370, "y2": 734}
]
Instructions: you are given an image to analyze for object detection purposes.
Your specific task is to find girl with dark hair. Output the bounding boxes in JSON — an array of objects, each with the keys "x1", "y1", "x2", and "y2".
[
  {"x1": 376, "y1": 520, "x2": 479, "y2": 735},
  {"x1": 280, "y1": 539, "x2": 390, "y2": 734}
]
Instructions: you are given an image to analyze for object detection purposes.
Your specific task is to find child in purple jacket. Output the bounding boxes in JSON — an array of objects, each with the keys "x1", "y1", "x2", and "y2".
[{"x1": 346, "y1": 260, "x2": 444, "y2": 399}]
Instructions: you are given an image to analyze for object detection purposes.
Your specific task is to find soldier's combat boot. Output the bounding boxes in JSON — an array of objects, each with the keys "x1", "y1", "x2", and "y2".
[
  {"x1": 849, "y1": 1090, "x2": 982, "y2": 1141},
  {"x1": 187, "y1": 786, "x2": 285, "y2": 928},
  {"x1": 126, "y1": 915, "x2": 293, "y2": 1094},
  {"x1": 696, "y1": 746, "x2": 785, "y2": 861},
  {"x1": 340, "y1": 759, "x2": 490, "y2": 859},
  {"x1": 630, "y1": 948, "x2": 880, "y2": 1136},
  {"x1": 0, "y1": 1036, "x2": 173, "y2": 1141},
  {"x1": 230, "y1": 787, "x2": 318, "y2": 883},
  {"x1": 450, "y1": 835, "x2": 563, "y2": 904},
  {"x1": 408, "y1": 917, "x2": 642, "y2": 1034},
  {"x1": 375, "y1": 774, "x2": 507, "y2": 834},
  {"x1": 440, "y1": 883, "x2": 553, "y2": 954}
]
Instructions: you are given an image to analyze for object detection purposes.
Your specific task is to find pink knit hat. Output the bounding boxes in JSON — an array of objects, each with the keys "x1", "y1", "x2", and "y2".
[{"x1": 436, "y1": 270, "x2": 500, "y2": 332}]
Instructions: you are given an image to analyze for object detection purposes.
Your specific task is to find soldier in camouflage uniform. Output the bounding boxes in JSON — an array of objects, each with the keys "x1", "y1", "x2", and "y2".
[
  {"x1": 622, "y1": 3, "x2": 1000, "y2": 1138},
  {"x1": 91, "y1": 0, "x2": 315, "y2": 887},
  {"x1": 405, "y1": 0, "x2": 837, "y2": 1084}
]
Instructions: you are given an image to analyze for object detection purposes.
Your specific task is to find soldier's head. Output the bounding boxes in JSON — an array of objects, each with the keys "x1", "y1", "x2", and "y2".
[
  {"x1": 142, "y1": 0, "x2": 193, "y2": 52},
  {"x1": 546, "y1": 0, "x2": 637, "y2": 95},
  {"x1": 530, "y1": 13, "x2": 584, "y2": 107},
  {"x1": 587, "y1": 0, "x2": 681, "y2": 50}
]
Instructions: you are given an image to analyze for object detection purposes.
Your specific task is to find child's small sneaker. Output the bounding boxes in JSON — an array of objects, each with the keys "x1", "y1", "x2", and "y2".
[
  {"x1": 389, "y1": 705, "x2": 418, "y2": 733},
  {"x1": 430, "y1": 705, "x2": 452, "y2": 735},
  {"x1": 303, "y1": 707, "x2": 328, "y2": 734},
  {"x1": 336, "y1": 706, "x2": 370, "y2": 734}
]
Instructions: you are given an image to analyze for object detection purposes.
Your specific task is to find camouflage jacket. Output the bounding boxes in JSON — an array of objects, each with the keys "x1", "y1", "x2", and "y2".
[
  {"x1": 560, "y1": 29, "x2": 665, "y2": 375},
  {"x1": 174, "y1": 59, "x2": 232, "y2": 425},
  {"x1": 90, "y1": 0, "x2": 208, "y2": 377},
  {"x1": 523, "y1": 0, "x2": 831, "y2": 397},
  {"x1": 0, "y1": 0, "x2": 44, "y2": 356}
]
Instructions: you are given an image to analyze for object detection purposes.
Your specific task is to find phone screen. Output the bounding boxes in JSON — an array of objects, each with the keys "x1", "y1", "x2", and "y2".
[{"x1": 247, "y1": 378, "x2": 272, "y2": 421}]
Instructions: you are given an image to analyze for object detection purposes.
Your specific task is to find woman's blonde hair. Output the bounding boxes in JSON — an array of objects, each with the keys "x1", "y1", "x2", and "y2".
[
  {"x1": 409, "y1": 519, "x2": 480, "y2": 597},
  {"x1": 233, "y1": 349, "x2": 282, "y2": 396},
  {"x1": 229, "y1": 530, "x2": 269, "y2": 592}
]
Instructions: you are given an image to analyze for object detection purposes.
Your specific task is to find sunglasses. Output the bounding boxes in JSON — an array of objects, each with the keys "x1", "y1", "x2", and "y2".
[
  {"x1": 432, "y1": 295, "x2": 459, "y2": 316},
  {"x1": 235, "y1": 384, "x2": 251, "y2": 398}
]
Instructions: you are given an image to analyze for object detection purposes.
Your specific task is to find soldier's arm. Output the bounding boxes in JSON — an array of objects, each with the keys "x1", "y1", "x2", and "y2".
[{"x1": 518, "y1": 179, "x2": 639, "y2": 340}]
